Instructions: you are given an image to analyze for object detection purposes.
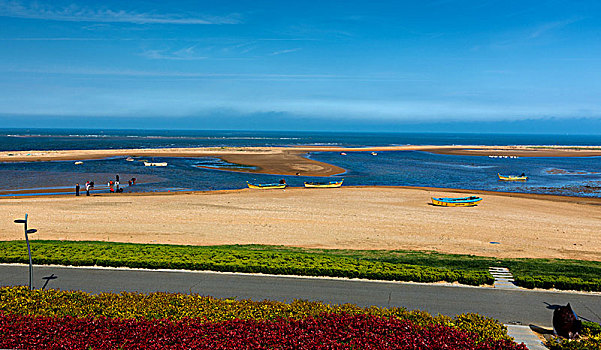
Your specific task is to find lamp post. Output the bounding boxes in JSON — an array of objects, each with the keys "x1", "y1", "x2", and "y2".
[{"x1": 14, "y1": 214, "x2": 37, "y2": 290}]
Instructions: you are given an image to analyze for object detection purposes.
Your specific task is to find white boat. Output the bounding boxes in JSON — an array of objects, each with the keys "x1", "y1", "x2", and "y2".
[
  {"x1": 125, "y1": 157, "x2": 135, "y2": 161},
  {"x1": 371, "y1": 152, "x2": 377, "y2": 156},
  {"x1": 74, "y1": 161, "x2": 83, "y2": 165},
  {"x1": 144, "y1": 162, "x2": 167, "y2": 167}
]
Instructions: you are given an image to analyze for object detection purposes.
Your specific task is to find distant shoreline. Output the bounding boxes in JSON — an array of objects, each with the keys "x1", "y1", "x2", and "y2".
[{"x1": 1, "y1": 145, "x2": 600, "y2": 178}]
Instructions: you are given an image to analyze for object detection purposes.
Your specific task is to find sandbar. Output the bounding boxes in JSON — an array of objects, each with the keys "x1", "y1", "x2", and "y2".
[
  {"x1": 1, "y1": 187, "x2": 600, "y2": 261},
  {"x1": 0, "y1": 148, "x2": 345, "y2": 177},
  {"x1": 1, "y1": 145, "x2": 600, "y2": 177}
]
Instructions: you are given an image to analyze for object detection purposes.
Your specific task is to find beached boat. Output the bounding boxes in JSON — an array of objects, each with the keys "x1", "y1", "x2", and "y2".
[
  {"x1": 498, "y1": 173, "x2": 527, "y2": 181},
  {"x1": 144, "y1": 162, "x2": 168, "y2": 167},
  {"x1": 304, "y1": 179, "x2": 344, "y2": 188},
  {"x1": 431, "y1": 196, "x2": 482, "y2": 207},
  {"x1": 247, "y1": 182, "x2": 287, "y2": 189}
]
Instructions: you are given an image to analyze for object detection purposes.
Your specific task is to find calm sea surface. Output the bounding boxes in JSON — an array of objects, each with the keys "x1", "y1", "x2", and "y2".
[{"x1": 0, "y1": 129, "x2": 600, "y2": 197}]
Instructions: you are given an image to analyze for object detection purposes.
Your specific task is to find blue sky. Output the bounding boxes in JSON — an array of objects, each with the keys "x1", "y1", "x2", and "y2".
[{"x1": 1, "y1": 0, "x2": 600, "y2": 133}]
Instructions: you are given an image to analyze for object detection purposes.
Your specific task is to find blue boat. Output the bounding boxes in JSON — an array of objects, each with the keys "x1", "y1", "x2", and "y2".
[{"x1": 431, "y1": 196, "x2": 482, "y2": 207}]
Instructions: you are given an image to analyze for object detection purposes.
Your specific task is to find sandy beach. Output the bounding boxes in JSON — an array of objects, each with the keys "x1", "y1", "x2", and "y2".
[
  {"x1": 2, "y1": 145, "x2": 599, "y2": 261},
  {"x1": 1, "y1": 187, "x2": 600, "y2": 261}
]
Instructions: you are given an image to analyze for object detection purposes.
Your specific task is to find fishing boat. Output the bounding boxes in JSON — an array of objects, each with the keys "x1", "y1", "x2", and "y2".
[
  {"x1": 371, "y1": 152, "x2": 378, "y2": 156},
  {"x1": 340, "y1": 152, "x2": 347, "y2": 156},
  {"x1": 144, "y1": 161, "x2": 168, "y2": 167},
  {"x1": 304, "y1": 179, "x2": 344, "y2": 188},
  {"x1": 247, "y1": 182, "x2": 287, "y2": 189},
  {"x1": 125, "y1": 157, "x2": 135, "y2": 161},
  {"x1": 431, "y1": 196, "x2": 482, "y2": 207},
  {"x1": 498, "y1": 173, "x2": 527, "y2": 181},
  {"x1": 74, "y1": 161, "x2": 83, "y2": 165}
]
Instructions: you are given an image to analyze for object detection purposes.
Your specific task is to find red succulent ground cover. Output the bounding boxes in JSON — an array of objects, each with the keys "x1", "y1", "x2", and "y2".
[{"x1": 1, "y1": 312, "x2": 526, "y2": 350}]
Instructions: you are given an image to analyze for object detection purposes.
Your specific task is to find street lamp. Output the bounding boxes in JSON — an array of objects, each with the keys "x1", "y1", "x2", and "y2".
[{"x1": 14, "y1": 214, "x2": 37, "y2": 290}]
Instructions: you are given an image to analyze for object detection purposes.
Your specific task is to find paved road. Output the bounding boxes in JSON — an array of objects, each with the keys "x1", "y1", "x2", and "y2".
[{"x1": 1, "y1": 264, "x2": 600, "y2": 328}]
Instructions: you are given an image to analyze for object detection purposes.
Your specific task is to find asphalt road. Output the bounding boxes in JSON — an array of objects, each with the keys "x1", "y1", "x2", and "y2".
[{"x1": 1, "y1": 264, "x2": 600, "y2": 328}]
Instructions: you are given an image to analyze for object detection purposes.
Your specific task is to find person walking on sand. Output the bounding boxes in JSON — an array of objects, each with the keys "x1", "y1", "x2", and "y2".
[
  {"x1": 115, "y1": 180, "x2": 120, "y2": 192},
  {"x1": 85, "y1": 182, "x2": 90, "y2": 196},
  {"x1": 75, "y1": 183, "x2": 80, "y2": 196}
]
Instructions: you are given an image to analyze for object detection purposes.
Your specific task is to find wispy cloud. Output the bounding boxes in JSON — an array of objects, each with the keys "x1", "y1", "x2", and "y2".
[
  {"x1": 527, "y1": 17, "x2": 582, "y2": 39},
  {"x1": 4, "y1": 66, "x2": 430, "y2": 82},
  {"x1": 0, "y1": 37, "x2": 117, "y2": 41},
  {"x1": 4, "y1": 88, "x2": 600, "y2": 121},
  {"x1": 0, "y1": 36, "x2": 318, "y2": 42},
  {"x1": 142, "y1": 46, "x2": 208, "y2": 61},
  {"x1": 0, "y1": 1, "x2": 240, "y2": 24},
  {"x1": 270, "y1": 48, "x2": 301, "y2": 56},
  {"x1": 475, "y1": 17, "x2": 584, "y2": 51}
]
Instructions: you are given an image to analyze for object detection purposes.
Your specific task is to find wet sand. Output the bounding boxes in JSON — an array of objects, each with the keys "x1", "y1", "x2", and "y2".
[{"x1": 1, "y1": 187, "x2": 600, "y2": 261}]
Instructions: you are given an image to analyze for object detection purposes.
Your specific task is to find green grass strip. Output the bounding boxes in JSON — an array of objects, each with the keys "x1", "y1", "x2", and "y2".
[
  {"x1": 0, "y1": 240, "x2": 491, "y2": 286},
  {"x1": 235, "y1": 245, "x2": 601, "y2": 291},
  {"x1": 1, "y1": 240, "x2": 601, "y2": 291}
]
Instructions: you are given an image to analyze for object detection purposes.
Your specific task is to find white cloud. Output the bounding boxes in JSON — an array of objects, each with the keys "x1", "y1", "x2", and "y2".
[
  {"x1": 270, "y1": 48, "x2": 301, "y2": 56},
  {"x1": 3, "y1": 86, "x2": 600, "y2": 121},
  {"x1": 0, "y1": 1, "x2": 240, "y2": 24},
  {"x1": 480, "y1": 17, "x2": 584, "y2": 50},
  {"x1": 142, "y1": 46, "x2": 208, "y2": 61},
  {"x1": 3, "y1": 66, "x2": 429, "y2": 82},
  {"x1": 527, "y1": 17, "x2": 582, "y2": 39}
]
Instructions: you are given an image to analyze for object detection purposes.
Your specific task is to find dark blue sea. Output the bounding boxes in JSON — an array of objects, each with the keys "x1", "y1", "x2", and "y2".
[{"x1": 1, "y1": 129, "x2": 600, "y2": 197}]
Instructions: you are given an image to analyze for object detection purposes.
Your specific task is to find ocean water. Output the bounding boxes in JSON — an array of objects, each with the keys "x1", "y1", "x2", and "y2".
[
  {"x1": 0, "y1": 129, "x2": 600, "y2": 197},
  {"x1": 2, "y1": 129, "x2": 601, "y2": 151}
]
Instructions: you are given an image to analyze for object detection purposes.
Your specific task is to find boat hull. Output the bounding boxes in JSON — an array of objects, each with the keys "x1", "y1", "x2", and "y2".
[
  {"x1": 144, "y1": 162, "x2": 168, "y2": 167},
  {"x1": 304, "y1": 180, "x2": 344, "y2": 188},
  {"x1": 498, "y1": 173, "x2": 527, "y2": 181},
  {"x1": 431, "y1": 196, "x2": 482, "y2": 207},
  {"x1": 247, "y1": 183, "x2": 287, "y2": 189}
]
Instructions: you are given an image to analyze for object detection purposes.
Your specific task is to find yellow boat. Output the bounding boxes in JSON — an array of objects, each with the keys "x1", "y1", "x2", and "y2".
[
  {"x1": 431, "y1": 196, "x2": 482, "y2": 207},
  {"x1": 498, "y1": 173, "x2": 528, "y2": 181},
  {"x1": 247, "y1": 182, "x2": 287, "y2": 189},
  {"x1": 304, "y1": 179, "x2": 344, "y2": 188}
]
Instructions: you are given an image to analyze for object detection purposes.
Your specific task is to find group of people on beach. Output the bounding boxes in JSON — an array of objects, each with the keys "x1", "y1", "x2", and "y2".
[
  {"x1": 107, "y1": 175, "x2": 136, "y2": 193},
  {"x1": 74, "y1": 181, "x2": 94, "y2": 196},
  {"x1": 75, "y1": 175, "x2": 136, "y2": 196}
]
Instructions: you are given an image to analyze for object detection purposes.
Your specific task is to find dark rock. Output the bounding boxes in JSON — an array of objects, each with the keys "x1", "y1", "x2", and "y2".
[{"x1": 553, "y1": 303, "x2": 582, "y2": 339}]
